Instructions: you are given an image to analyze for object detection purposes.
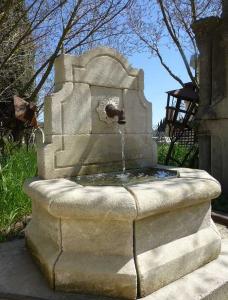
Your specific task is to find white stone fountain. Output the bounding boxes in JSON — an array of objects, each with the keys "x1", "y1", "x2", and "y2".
[{"x1": 24, "y1": 48, "x2": 222, "y2": 299}]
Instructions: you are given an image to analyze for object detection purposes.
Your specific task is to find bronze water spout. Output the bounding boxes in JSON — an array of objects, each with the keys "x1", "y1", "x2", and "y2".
[{"x1": 105, "y1": 104, "x2": 126, "y2": 124}]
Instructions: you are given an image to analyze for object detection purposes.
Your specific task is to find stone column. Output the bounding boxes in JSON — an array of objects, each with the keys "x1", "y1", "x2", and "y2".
[
  {"x1": 198, "y1": 133, "x2": 211, "y2": 173},
  {"x1": 192, "y1": 17, "x2": 220, "y2": 109}
]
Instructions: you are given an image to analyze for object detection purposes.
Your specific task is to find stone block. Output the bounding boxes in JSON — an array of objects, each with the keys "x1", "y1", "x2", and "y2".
[
  {"x1": 37, "y1": 132, "x2": 156, "y2": 179},
  {"x1": 124, "y1": 89, "x2": 152, "y2": 134},
  {"x1": 44, "y1": 82, "x2": 74, "y2": 135},
  {"x1": 136, "y1": 225, "x2": 221, "y2": 297},
  {"x1": 127, "y1": 173, "x2": 221, "y2": 219},
  {"x1": 55, "y1": 253, "x2": 137, "y2": 299},
  {"x1": 135, "y1": 202, "x2": 211, "y2": 252},
  {"x1": 61, "y1": 218, "x2": 133, "y2": 257},
  {"x1": 25, "y1": 202, "x2": 61, "y2": 288},
  {"x1": 146, "y1": 239, "x2": 228, "y2": 300},
  {"x1": 55, "y1": 134, "x2": 155, "y2": 167},
  {"x1": 73, "y1": 55, "x2": 138, "y2": 89},
  {"x1": 62, "y1": 83, "x2": 92, "y2": 135}
]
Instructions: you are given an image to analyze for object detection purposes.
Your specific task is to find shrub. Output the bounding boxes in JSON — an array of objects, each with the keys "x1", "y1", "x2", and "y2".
[
  {"x1": 0, "y1": 147, "x2": 37, "y2": 241},
  {"x1": 157, "y1": 143, "x2": 198, "y2": 168}
]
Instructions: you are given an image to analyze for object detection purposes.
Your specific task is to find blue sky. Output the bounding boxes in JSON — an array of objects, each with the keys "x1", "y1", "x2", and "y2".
[{"x1": 128, "y1": 47, "x2": 191, "y2": 127}]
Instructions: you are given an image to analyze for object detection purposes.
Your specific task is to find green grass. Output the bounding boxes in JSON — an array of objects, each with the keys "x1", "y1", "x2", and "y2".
[
  {"x1": 158, "y1": 143, "x2": 198, "y2": 168},
  {"x1": 0, "y1": 147, "x2": 37, "y2": 241}
]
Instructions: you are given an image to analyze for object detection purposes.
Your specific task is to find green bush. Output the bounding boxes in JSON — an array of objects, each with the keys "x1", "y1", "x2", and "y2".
[
  {"x1": 157, "y1": 144, "x2": 169, "y2": 165},
  {"x1": 0, "y1": 147, "x2": 37, "y2": 241},
  {"x1": 157, "y1": 143, "x2": 198, "y2": 168}
]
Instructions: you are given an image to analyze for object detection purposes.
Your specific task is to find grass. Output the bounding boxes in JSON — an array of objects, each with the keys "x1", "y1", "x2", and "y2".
[
  {"x1": 0, "y1": 146, "x2": 37, "y2": 242},
  {"x1": 158, "y1": 143, "x2": 198, "y2": 168}
]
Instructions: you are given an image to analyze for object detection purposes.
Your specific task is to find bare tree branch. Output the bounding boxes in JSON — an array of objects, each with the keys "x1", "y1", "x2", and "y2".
[{"x1": 157, "y1": 0, "x2": 198, "y2": 87}]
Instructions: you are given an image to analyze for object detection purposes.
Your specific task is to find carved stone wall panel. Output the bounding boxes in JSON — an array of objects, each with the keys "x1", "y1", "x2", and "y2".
[
  {"x1": 54, "y1": 134, "x2": 154, "y2": 168},
  {"x1": 123, "y1": 89, "x2": 152, "y2": 134},
  {"x1": 62, "y1": 83, "x2": 91, "y2": 135},
  {"x1": 73, "y1": 56, "x2": 138, "y2": 89},
  {"x1": 37, "y1": 48, "x2": 156, "y2": 179}
]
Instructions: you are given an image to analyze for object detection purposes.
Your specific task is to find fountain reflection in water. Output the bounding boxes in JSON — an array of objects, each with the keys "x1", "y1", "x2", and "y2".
[{"x1": 74, "y1": 168, "x2": 177, "y2": 186}]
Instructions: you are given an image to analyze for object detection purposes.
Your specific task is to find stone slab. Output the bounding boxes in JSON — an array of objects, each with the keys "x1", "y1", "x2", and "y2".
[{"x1": 1, "y1": 238, "x2": 228, "y2": 300}]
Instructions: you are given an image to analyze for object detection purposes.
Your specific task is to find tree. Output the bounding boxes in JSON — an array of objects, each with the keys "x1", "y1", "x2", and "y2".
[
  {"x1": 0, "y1": 0, "x2": 131, "y2": 147},
  {"x1": 125, "y1": 0, "x2": 222, "y2": 88},
  {"x1": 0, "y1": 0, "x2": 35, "y2": 102},
  {"x1": 0, "y1": 0, "x2": 132, "y2": 106}
]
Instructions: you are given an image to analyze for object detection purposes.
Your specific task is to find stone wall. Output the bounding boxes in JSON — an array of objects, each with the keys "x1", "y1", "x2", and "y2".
[
  {"x1": 193, "y1": 3, "x2": 228, "y2": 195},
  {"x1": 37, "y1": 48, "x2": 156, "y2": 179}
]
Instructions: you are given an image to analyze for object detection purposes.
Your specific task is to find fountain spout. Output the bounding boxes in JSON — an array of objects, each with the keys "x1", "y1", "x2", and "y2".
[{"x1": 105, "y1": 104, "x2": 126, "y2": 124}]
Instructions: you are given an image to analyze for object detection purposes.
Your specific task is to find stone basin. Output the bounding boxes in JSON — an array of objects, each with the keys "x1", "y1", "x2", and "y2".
[{"x1": 24, "y1": 167, "x2": 221, "y2": 299}]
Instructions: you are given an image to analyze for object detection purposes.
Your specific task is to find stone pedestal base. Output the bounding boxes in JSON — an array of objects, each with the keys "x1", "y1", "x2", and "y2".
[
  {"x1": 24, "y1": 168, "x2": 222, "y2": 299},
  {"x1": 148, "y1": 239, "x2": 228, "y2": 300}
]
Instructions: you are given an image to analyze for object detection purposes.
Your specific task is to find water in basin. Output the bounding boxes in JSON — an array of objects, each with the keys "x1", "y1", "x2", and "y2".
[{"x1": 73, "y1": 168, "x2": 177, "y2": 186}]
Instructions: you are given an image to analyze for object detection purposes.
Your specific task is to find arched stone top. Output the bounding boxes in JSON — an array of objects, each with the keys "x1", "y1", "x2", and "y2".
[
  {"x1": 38, "y1": 47, "x2": 156, "y2": 179},
  {"x1": 54, "y1": 47, "x2": 143, "y2": 90},
  {"x1": 78, "y1": 47, "x2": 138, "y2": 74}
]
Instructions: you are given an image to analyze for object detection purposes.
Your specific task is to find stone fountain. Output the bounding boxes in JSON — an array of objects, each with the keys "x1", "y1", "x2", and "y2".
[{"x1": 24, "y1": 48, "x2": 222, "y2": 299}]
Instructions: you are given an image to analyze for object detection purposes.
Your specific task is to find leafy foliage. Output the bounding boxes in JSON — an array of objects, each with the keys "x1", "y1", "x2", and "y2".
[
  {"x1": 0, "y1": 0, "x2": 34, "y2": 102},
  {"x1": 0, "y1": 146, "x2": 36, "y2": 241},
  {"x1": 158, "y1": 143, "x2": 198, "y2": 168}
]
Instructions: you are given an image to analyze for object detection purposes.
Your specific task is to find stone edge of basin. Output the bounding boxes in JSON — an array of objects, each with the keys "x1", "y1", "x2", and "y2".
[{"x1": 23, "y1": 167, "x2": 221, "y2": 220}]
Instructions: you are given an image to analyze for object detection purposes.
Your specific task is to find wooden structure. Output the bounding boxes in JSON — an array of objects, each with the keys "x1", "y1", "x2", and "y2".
[
  {"x1": 165, "y1": 82, "x2": 199, "y2": 166},
  {"x1": 0, "y1": 96, "x2": 37, "y2": 154}
]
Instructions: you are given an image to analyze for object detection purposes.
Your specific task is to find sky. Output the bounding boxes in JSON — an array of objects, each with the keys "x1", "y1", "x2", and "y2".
[{"x1": 128, "y1": 47, "x2": 191, "y2": 128}]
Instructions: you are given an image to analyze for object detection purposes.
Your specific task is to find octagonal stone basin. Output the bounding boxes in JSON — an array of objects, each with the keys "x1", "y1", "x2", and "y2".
[{"x1": 24, "y1": 167, "x2": 221, "y2": 299}]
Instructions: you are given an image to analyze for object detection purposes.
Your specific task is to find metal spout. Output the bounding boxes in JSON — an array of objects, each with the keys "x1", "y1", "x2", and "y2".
[{"x1": 105, "y1": 104, "x2": 126, "y2": 125}]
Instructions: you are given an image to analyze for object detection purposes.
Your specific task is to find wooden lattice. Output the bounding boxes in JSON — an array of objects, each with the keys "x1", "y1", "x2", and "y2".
[{"x1": 165, "y1": 82, "x2": 199, "y2": 167}]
